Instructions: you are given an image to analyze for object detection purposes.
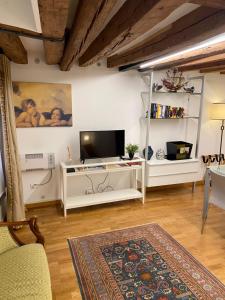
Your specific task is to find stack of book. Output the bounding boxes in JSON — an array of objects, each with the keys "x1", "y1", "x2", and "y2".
[{"x1": 146, "y1": 103, "x2": 185, "y2": 119}]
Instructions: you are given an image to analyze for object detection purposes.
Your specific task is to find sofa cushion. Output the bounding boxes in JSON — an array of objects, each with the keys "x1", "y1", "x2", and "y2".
[
  {"x1": 0, "y1": 243, "x2": 52, "y2": 300},
  {"x1": 0, "y1": 227, "x2": 18, "y2": 254}
]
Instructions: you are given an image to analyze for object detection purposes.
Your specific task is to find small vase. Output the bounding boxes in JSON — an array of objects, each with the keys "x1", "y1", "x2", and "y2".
[{"x1": 129, "y1": 153, "x2": 134, "y2": 160}]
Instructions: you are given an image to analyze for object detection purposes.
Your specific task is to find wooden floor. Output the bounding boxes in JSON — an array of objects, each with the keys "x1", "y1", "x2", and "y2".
[{"x1": 20, "y1": 184, "x2": 225, "y2": 300}]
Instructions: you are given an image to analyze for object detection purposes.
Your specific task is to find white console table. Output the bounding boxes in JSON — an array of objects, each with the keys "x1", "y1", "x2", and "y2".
[{"x1": 60, "y1": 157, "x2": 145, "y2": 217}]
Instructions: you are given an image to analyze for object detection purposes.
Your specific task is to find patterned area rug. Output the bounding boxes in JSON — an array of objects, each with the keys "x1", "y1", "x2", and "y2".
[{"x1": 68, "y1": 224, "x2": 225, "y2": 300}]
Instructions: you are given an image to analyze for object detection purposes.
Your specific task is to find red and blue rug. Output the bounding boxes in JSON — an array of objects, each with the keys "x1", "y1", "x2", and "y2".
[{"x1": 68, "y1": 224, "x2": 225, "y2": 299}]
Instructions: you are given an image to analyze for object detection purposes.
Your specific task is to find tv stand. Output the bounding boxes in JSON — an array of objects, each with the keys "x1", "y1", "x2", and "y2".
[{"x1": 60, "y1": 157, "x2": 145, "y2": 217}]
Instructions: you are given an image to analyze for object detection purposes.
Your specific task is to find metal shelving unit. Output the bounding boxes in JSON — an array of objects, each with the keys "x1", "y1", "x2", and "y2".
[{"x1": 141, "y1": 71, "x2": 205, "y2": 189}]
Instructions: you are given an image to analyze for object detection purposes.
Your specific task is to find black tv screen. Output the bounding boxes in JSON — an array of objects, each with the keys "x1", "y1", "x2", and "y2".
[{"x1": 80, "y1": 130, "x2": 125, "y2": 160}]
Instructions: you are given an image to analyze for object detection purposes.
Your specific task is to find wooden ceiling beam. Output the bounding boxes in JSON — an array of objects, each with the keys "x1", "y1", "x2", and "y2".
[
  {"x1": 154, "y1": 43, "x2": 225, "y2": 70},
  {"x1": 200, "y1": 64, "x2": 225, "y2": 72},
  {"x1": 38, "y1": 0, "x2": 70, "y2": 65},
  {"x1": 190, "y1": 0, "x2": 225, "y2": 9},
  {"x1": 0, "y1": 32, "x2": 27, "y2": 64},
  {"x1": 60, "y1": 0, "x2": 115, "y2": 71},
  {"x1": 107, "y1": 7, "x2": 224, "y2": 68},
  {"x1": 78, "y1": 0, "x2": 186, "y2": 67},
  {"x1": 0, "y1": 23, "x2": 64, "y2": 41},
  {"x1": 220, "y1": 71, "x2": 225, "y2": 74},
  {"x1": 178, "y1": 57, "x2": 225, "y2": 71},
  {"x1": 77, "y1": 0, "x2": 122, "y2": 59}
]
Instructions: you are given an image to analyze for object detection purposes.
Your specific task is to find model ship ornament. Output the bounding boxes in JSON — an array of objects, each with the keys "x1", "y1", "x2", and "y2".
[
  {"x1": 152, "y1": 83, "x2": 163, "y2": 92},
  {"x1": 183, "y1": 86, "x2": 195, "y2": 94},
  {"x1": 162, "y1": 68, "x2": 188, "y2": 93}
]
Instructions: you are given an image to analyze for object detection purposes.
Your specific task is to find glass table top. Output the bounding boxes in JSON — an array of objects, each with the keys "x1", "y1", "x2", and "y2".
[{"x1": 210, "y1": 165, "x2": 225, "y2": 176}]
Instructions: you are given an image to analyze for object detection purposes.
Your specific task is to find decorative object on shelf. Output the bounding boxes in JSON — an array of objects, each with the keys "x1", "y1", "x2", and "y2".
[
  {"x1": 66, "y1": 145, "x2": 73, "y2": 163},
  {"x1": 167, "y1": 141, "x2": 193, "y2": 160},
  {"x1": 126, "y1": 144, "x2": 139, "y2": 160},
  {"x1": 183, "y1": 86, "x2": 195, "y2": 94},
  {"x1": 156, "y1": 148, "x2": 165, "y2": 160},
  {"x1": 202, "y1": 154, "x2": 225, "y2": 166},
  {"x1": 152, "y1": 83, "x2": 163, "y2": 92},
  {"x1": 210, "y1": 102, "x2": 225, "y2": 165},
  {"x1": 162, "y1": 68, "x2": 187, "y2": 93},
  {"x1": 146, "y1": 103, "x2": 184, "y2": 119},
  {"x1": 143, "y1": 146, "x2": 154, "y2": 160}
]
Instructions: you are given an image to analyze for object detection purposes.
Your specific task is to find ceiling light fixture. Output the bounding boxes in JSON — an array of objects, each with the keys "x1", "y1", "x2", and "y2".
[{"x1": 139, "y1": 33, "x2": 225, "y2": 69}]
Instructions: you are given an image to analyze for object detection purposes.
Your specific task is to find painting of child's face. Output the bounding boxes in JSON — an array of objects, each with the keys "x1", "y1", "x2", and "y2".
[
  {"x1": 26, "y1": 103, "x2": 36, "y2": 114},
  {"x1": 13, "y1": 82, "x2": 72, "y2": 128},
  {"x1": 51, "y1": 109, "x2": 61, "y2": 120}
]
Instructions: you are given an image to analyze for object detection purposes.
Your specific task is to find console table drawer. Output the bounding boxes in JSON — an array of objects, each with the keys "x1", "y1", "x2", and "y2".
[{"x1": 148, "y1": 161, "x2": 199, "y2": 177}]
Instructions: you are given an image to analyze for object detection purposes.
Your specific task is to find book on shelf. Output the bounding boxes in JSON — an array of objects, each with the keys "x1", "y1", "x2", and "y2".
[
  {"x1": 127, "y1": 162, "x2": 142, "y2": 166},
  {"x1": 146, "y1": 103, "x2": 184, "y2": 119},
  {"x1": 105, "y1": 164, "x2": 121, "y2": 169}
]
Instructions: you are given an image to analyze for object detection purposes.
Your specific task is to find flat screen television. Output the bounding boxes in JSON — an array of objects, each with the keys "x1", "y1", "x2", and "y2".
[{"x1": 80, "y1": 130, "x2": 125, "y2": 162}]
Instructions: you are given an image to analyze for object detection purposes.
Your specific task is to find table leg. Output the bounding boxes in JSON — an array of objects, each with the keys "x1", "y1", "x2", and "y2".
[
  {"x1": 201, "y1": 168, "x2": 210, "y2": 234},
  {"x1": 63, "y1": 168, "x2": 67, "y2": 218},
  {"x1": 142, "y1": 162, "x2": 145, "y2": 204}
]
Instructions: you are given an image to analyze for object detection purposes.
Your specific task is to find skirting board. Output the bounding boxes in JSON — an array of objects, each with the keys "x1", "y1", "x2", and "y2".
[{"x1": 25, "y1": 199, "x2": 61, "y2": 209}]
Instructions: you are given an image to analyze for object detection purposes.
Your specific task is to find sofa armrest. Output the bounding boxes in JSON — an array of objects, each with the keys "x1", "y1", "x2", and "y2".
[{"x1": 0, "y1": 217, "x2": 45, "y2": 246}]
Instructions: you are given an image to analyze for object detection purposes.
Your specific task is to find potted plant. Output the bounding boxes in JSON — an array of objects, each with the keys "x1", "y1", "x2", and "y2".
[{"x1": 126, "y1": 144, "x2": 139, "y2": 160}]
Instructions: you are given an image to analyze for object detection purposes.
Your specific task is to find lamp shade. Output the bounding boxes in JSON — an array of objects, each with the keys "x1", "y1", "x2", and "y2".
[{"x1": 211, "y1": 103, "x2": 225, "y2": 120}]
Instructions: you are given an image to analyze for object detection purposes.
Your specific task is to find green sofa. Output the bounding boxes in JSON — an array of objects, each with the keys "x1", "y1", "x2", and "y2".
[{"x1": 0, "y1": 217, "x2": 52, "y2": 300}]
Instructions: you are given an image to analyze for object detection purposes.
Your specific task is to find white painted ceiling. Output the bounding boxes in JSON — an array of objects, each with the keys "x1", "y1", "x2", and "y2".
[{"x1": 0, "y1": 0, "x2": 41, "y2": 32}]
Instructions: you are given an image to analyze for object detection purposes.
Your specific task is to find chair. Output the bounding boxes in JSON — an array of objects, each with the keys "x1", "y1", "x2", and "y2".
[
  {"x1": 0, "y1": 217, "x2": 52, "y2": 299},
  {"x1": 202, "y1": 166, "x2": 225, "y2": 233}
]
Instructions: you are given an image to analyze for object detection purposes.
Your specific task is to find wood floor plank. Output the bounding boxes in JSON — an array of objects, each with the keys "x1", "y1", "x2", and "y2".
[{"x1": 19, "y1": 185, "x2": 225, "y2": 299}]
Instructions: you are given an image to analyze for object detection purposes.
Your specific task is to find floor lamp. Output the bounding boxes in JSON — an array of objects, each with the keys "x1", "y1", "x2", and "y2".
[{"x1": 211, "y1": 103, "x2": 225, "y2": 165}]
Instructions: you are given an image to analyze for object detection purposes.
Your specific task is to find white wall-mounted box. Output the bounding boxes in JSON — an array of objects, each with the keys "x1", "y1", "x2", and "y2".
[{"x1": 20, "y1": 153, "x2": 55, "y2": 171}]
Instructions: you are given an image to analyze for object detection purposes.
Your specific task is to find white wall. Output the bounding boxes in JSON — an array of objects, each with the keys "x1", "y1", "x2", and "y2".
[
  {"x1": 199, "y1": 73, "x2": 225, "y2": 155},
  {"x1": 11, "y1": 59, "x2": 144, "y2": 203},
  {"x1": 11, "y1": 55, "x2": 225, "y2": 203}
]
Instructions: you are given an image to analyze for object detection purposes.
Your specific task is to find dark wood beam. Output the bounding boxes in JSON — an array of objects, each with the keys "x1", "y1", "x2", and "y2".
[
  {"x1": 78, "y1": 0, "x2": 185, "y2": 67},
  {"x1": 154, "y1": 43, "x2": 225, "y2": 70},
  {"x1": 200, "y1": 64, "x2": 225, "y2": 72},
  {"x1": 190, "y1": 0, "x2": 225, "y2": 8},
  {"x1": 107, "y1": 7, "x2": 223, "y2": 68},
  {"x1": 38, "y1": 0, "x2": 70, "y2": 65},
  {"x1": 179, "y1": 56, "x2": 225, "y2": 71},
  {"x1": 220, "y1": 71, "x2": 225, "y2": 74},
  {"x1": 77, "y1": 0, "x2": 122, "y2": 58},
  {"x1": 60, "y1": 0, "x2": 108, "y2": 71},
  {"x1": 61, "y1": 0, "x2": 122, "y2": 70},
  {"x1": 0, "y1": 23, "x2": 64, "y2": 42},
  {"x1": 0, "y1": 32, "x2": 27, "y2": 64}
]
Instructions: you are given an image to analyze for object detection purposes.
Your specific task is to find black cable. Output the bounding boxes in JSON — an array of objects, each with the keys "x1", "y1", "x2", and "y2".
[
  {"x1": 85, "y1": 173, "x2": 114, "y2": 194},
  {"x1": 33, "y1": 169, "x2": 53, "y2": 187},
  {"x1": 85, "y1": 175, "x2": 95, "y2": 194},
  {"x1": 97, "y1": 173, "x2": 109, "y2": 192},
  {"x1": 102, "y1": 185, "x2": 114, "y2": 192}
]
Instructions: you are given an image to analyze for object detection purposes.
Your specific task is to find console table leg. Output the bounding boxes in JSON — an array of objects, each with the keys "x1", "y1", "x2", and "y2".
[
  {"x1": 142, "y1": 162, "x2": 145, "y2": 204},
  {"x1": 192, "y1": 182, "x2": 196, "y2": 193},
  {"x1": 63, "y1": 168, "x2": 67, "y2": 218},
  {"x1": 64, "y1": 207, "x2": 67, "y2": 218},
  {"x1": 134, "y1": 169, "x2": 137, "y2": 189}
]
